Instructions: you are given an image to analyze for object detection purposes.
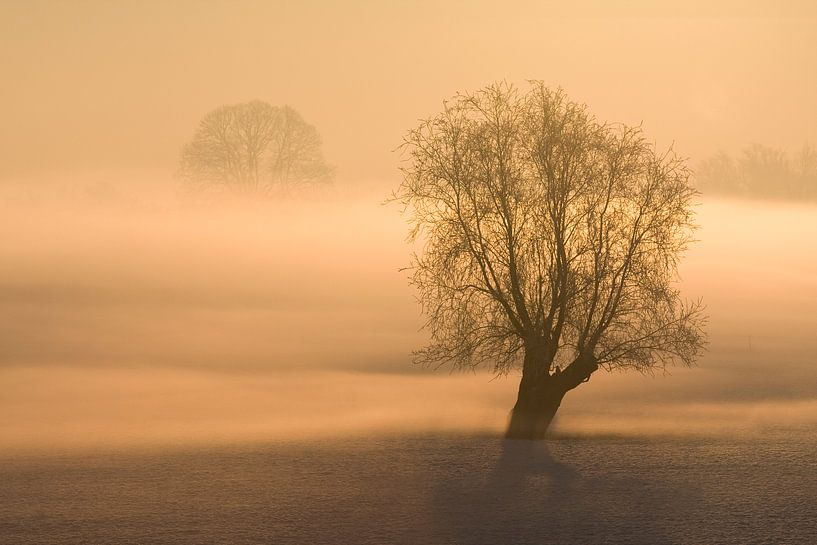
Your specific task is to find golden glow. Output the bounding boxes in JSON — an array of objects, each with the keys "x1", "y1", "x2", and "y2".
[
  {"x1": 1, "y1": 196, "x2": 815, "y2": 452},
  {"x1": 1, "y1": 1, "x2": 816, "y2": 453},
  {"x1": 1, "y1": 2, "x2": 816, "y2": 185}
]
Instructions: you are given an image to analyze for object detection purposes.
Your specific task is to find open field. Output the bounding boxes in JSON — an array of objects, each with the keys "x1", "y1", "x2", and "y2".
[{"x1": 2, "y1": 432, "x2": 816, "y2": 545}]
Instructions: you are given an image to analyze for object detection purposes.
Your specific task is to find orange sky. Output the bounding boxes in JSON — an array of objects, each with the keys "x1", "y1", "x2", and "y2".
[{"x1": 2, "y1": 0, "x2": 816, "y2": 186}]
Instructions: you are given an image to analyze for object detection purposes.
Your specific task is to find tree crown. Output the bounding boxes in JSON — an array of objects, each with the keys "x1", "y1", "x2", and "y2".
[
  {"x1": 179, "y1": 100, "x2": 333, "y2": 195},
  {"x1": 395, "y1": 81, "x2": 706, "y2": 376}
]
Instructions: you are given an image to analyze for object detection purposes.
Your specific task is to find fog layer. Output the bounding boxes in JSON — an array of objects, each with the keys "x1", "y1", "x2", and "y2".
[{"x1": 1, "y1": 192, "x2": 815, "y2": 453}]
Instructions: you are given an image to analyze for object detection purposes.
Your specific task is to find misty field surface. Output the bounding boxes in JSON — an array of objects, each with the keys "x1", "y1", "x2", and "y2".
[
  {"x1": 2, "y1": 432, "x2": 817, "y2": 545},
  {"x1": 1, "y1": 194, "x2": 816, "y2": 544},
  {"x1": 1, "y1": 195, "x2": 816, "y2": 446}
]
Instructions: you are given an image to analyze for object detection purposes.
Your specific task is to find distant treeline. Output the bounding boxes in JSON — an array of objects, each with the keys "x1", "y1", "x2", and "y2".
[{"x1": 696, "y1": 143, "x2": 817, "y2": 200}]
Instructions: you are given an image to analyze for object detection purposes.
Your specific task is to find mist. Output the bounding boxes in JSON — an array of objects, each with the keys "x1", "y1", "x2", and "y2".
[
  {"x1": 2, "y1": 0, "x2": 816, "y2": 451},
  {"x1": 1, "y1": 187, "x2": 815, "y2": 453}
]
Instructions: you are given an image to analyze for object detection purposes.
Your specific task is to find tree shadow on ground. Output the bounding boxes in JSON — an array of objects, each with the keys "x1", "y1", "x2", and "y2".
[{"x1": 431, "y1": 437, "x2": 692, "y2": 545}]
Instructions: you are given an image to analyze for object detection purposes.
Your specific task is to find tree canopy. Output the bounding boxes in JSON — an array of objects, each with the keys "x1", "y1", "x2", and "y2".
[
  {"x1": 395, "y1": 82, "x2": 706, "y2": 437},
  {"x1": 179, "y1": 101, "x2": 333, "y2": 195}
]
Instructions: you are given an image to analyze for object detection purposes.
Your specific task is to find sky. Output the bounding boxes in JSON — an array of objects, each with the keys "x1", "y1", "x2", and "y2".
[{"x1": 1, "y1": 0, "x2": 816, "y2": 187}]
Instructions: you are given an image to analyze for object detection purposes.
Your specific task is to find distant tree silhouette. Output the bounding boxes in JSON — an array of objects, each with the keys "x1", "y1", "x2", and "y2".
[
  {"x1": 696, "y1": 143, "x2": 817, "y2": 199},
  {"x1": 395, "y1": 82, "x2": 706, "y2": 439},
  {"x1": 179, "y1": 101, "x2": 332, "y2": 195}
]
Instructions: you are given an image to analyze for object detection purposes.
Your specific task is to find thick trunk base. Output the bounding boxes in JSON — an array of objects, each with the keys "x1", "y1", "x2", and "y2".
[
  {"x1": 505, "y1": 352, "x2": 598, "y2": 440},
  {"x1": 505, "y1": 382, "x2": 566, "y2": 440}
]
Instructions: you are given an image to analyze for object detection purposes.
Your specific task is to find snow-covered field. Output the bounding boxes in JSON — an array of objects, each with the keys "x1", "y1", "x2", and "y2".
[{"x1": 3, "y1": 432, "x2": 816, "y2": 545}]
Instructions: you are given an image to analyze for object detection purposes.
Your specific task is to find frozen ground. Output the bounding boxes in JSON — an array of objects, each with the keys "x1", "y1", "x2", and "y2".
[{"x1": 2, "y1": 431, "x2": 816, "y2": 545}]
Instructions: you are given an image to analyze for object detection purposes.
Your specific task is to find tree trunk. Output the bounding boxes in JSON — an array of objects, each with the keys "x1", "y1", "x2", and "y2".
[
  {"x1": 505, "y1": 353, "x2": 599, "y2": 440},
  {"x1": 505, "y1": 376, "x2": 566, "y2": 439}
]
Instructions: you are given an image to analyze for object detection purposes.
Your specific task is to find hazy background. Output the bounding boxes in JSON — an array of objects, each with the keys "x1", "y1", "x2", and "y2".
[
  {"x1": 1, "y1": 0, "x2": 816, "y2": 454},
  {"x1": 2, "y1": 0, "x2": 817, "y2": 188}
]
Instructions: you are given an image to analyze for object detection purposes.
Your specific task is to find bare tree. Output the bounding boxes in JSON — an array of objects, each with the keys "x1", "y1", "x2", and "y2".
[
  {"x1": 395, "y1": 82, "x2": 706, "y2": 439},
  {"x1": 179, "y1": 101, "x2": 332, "y2": 195}
]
